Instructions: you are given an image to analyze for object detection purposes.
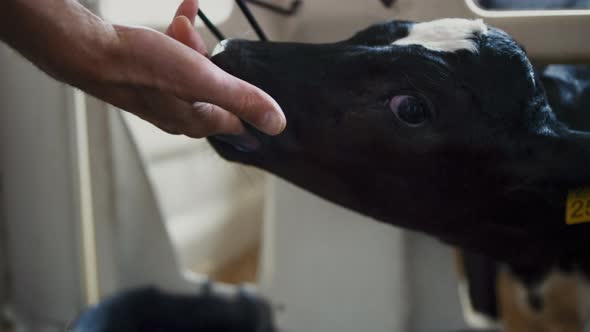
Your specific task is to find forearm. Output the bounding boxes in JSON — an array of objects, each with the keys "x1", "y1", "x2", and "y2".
[{"x1": 0, "y1": 0, "x2": 119, "y2": 86}]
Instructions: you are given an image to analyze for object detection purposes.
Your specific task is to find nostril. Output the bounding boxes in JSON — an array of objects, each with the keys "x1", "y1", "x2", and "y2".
[{"x1": 212, "y1": 132, "x2": 261, "y2": 152}]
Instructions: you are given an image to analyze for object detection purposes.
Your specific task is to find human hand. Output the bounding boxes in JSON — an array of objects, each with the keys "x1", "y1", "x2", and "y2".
[
  {"x1": 0, "y1": 0, "x2": 286, "y2": 138},
  {"x1": 94, "y1": 0, "x2": 286, "y2": 137}
]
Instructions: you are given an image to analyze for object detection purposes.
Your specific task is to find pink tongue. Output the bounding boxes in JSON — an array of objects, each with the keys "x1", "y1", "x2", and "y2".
[{"x1": 214, "y1": 132, "x2": 261, "y2": 152}]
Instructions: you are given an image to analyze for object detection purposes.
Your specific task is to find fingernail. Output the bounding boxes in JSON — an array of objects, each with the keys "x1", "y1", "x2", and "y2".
[{"x1": 262, "y1": 108, "x2": 286, "y2": 135}]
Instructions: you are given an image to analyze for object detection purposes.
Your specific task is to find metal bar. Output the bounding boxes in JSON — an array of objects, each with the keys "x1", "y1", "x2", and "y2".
[
  {"x1": 197, "y1": 9, "x2": 226, "y2": 41},
  {"x1": 245, "y1": 0, "x2": 302, "y2": 16},
  {"x1": 69, "y1": 89, "x2": 101, "y2": 306},
  {"x1": 235, "y1": 0, "x2": 269, "y2": 41}
]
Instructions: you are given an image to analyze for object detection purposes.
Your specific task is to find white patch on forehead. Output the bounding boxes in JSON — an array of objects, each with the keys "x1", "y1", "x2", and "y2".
[{"x1": 393, "y1": 18, "x2": 487, "y2": 53}]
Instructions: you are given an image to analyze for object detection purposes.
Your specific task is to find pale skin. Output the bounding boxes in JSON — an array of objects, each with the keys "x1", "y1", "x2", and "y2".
[{"x1": 0, "y1": 0, "x2": 286, "y2": 138}]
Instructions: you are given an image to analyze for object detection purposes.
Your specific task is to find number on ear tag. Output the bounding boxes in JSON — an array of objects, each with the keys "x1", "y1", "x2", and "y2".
[{"x1": 566, "y1": 188, "x2": 590, "y2": 225}]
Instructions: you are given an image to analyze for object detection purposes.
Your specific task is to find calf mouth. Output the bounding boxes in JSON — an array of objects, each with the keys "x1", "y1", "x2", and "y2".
[
  {"x1": 207, "y1": 47, "x2": 262, "y2": 163},
  {"x1": 207, "y1": 126, "x2": 268, "y2": 164},
  {"x1": 207, "y1": 40, "x2": 294, "y2": 165}
]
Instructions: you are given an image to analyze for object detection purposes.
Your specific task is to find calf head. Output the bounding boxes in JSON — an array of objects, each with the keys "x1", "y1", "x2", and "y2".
[{"x1": 209, "y1": 18, "x2": 590, "y2": 265}]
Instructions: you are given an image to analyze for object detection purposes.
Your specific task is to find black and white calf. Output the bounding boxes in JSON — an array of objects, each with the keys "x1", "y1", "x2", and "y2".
[
  {"x1": 209, "y1": 17, "x2": 590, "y2": 328},
  {"x1": 210, "y1": 17, "x2": 590, "y2": 271}
]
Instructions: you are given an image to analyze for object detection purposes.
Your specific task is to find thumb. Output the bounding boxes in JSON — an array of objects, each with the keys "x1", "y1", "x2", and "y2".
[
  {"x1": 166, "y1": 45, "x2": 287, "y2": 135},
  {"x1": 204, "y1": 73, "x2": 287, "y2": 135}
]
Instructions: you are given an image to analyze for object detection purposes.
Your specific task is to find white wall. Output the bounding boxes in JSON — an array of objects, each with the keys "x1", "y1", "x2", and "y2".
[
  {"x1": 261, "y1": 179, "x2": 411, "y2": 332},
  {"x1": 0, "y1": 207, "x2": 8, "y2": 327},
  {"x1": 0, "y1": 44, "x2": 85, "y2": 331}
]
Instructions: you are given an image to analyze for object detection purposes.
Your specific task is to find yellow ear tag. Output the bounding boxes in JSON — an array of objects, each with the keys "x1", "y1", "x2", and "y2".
[{"x1": 566, "y1": 187, "x2": 590, "y2": 225}]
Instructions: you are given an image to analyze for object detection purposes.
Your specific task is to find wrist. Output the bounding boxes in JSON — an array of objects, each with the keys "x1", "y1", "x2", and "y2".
[
  {"x1": 50, "y1": 5, "x2": 125, "y2": 89},
  {"x1": 65, "y1": 21, "x2": 124, "y2": 89}
]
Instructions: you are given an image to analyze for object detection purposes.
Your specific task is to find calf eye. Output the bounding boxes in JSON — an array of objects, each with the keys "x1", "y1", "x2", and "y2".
[{"x1": 389, "y1": 95, "x2": 431, "y2": 126}]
